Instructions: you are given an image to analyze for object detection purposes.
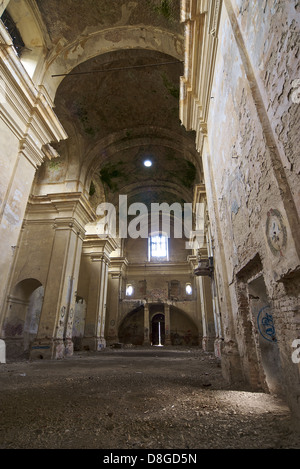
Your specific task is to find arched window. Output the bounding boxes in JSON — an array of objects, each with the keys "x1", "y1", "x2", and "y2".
[
  {"x1": 126, "y1": 284, "x2": 134, "y2": 296},
  {"x1": 1, "y1": 10, "x2": 25, "y2": 56},
  {"x1": 148, "y1": 234, "x2": 169, "y2": 261}
]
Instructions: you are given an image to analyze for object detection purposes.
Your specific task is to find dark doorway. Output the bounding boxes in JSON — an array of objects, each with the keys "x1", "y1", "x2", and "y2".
[{"x1": 152, "y1": 313, "x2": 165, "y2": 346}]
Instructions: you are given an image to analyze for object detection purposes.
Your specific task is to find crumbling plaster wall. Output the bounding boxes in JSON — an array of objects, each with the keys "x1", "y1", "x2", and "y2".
[
  {"x1": 233, "y1": 0, "x2": 300, "y2": 211},
  {"x1": 202, "y1": 0, "x2": 300, "y2": 405}
]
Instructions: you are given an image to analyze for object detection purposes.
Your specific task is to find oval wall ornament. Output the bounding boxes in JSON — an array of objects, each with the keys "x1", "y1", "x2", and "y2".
[{"x1": 266, "y1": 209, "x2": 287, "y2": 257}]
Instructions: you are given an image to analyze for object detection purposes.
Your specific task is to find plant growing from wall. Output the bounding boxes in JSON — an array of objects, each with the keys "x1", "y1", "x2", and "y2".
[
  {"x1": 161, "y1": 72, "x2": 179, "y2": 99},
  {"x1": 150, "y1": 0, "x2": 174, "y2": 21}
]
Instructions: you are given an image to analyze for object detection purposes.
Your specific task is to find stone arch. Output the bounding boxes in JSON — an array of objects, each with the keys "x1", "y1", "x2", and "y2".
[
  {"x1": 83, "y1": 127, "x2": 200, "y2": 179},
  {"x1": 43, "y1": 26, "x2": 184, "y2": 101},
  {"x1": 83, "y1": 128, "x2": 201, "y2": 199},
  {"x1": 169, "y1": 306, "x2": 199, "y2": 346},
  {"x1": 118, "y1": 305, "x2": 144, "y2": 345},
  {"x1": 4, "y1": 278, "x2": 44, "y2": 358}
]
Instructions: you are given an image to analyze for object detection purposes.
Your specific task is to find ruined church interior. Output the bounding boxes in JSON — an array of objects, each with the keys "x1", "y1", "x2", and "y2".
[{"x1": 0, "y1": 0, "x2": 300, "y2": 451}]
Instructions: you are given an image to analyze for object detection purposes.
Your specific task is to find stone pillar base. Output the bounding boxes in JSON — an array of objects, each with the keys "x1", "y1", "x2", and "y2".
[
  {"x1": 97, "y1": 337, "x2": 106, "y2": 351},
  {"x1": 82, "y1": 336, "x2": 106, "y2": 351},
  {"x1": 106, "y1": 334, "x2": 120, "y2": 346},
  {"x1": 3, "y1": 338, "x2": 25, "y2": 360},
  {"x1": 220, "y1": 340, "x2": 243, "y2": 384},
  {"x1": 30, "y1": 339, "x2": 64, "y2": 360},
  {"x1": 64, "y1": 338, "x2": 74, "y2": 357},
  {"x1": 202, "y1": 336, "x2": 215, "y2": 353},
  {"x1": 214, "y1": 338, "x2": 223, "y2": 359}
]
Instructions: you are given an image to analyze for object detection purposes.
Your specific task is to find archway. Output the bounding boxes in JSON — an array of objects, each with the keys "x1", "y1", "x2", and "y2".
[
  {"x1": 72, "y1": 296, "x2": 87, "y2": 351},
  {"x1": 151, "y1": 313, "x2": 165, "y2": 346},
  {"x1": 169, "y1": 306, "x2": 199, "y2": 346},
  {"x1": 118, "y1": 306, "x2": 144, "y2": 346},
  {"x1": 4, "y1": 278, "x2": 44, "y2": 358}
]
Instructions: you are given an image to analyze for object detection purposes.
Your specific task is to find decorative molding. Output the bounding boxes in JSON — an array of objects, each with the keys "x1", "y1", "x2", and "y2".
[
  {"x1": 109, "y1": 257, "x2": 129, "y2": 275},
  {"x1": 180, "y1": 0, "x2": 223, "y2": 154},
  {"x1": 41, "y1": 143, "x2": 60, "y2": 160},
  {"x1": 25, "y1": 193, "x2": 96, "y2": 235},
  {"x1": 0, "y1": 20, "x2": 67, "y2": 169},
  {"x1": 83, "y1": 234, "x2": 119, "y2": 259}
]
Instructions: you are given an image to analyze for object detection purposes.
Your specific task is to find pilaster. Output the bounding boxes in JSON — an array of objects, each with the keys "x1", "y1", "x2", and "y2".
[
  {"x1": 106, "y1": 257, "x2": 128, "y2": 345},
  {"x1": 180, "y1": 0, "x2": 222, "y2": 154},
  {"x1": 0, "y1": 18, "x2": 67, "y2": 333},
  {"x1": 143, "y1": 303, "x2": 150, "y2": 345},
  {"x1": 29, "y1": 193, "x2": 92, "y2": 359},
  {"x1": 164, "y1": 303, "x2": 171, "y2": 345},
  {"x1": 81, "y1": 235, "x2": 118, "y2": 351}
]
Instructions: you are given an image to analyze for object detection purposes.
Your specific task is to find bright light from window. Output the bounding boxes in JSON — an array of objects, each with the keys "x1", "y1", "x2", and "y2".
[
  {"x1": 126, "y1": 285, "x2": 133, "y2": 296},
  {"x1": 144, "y1": 160, "x2": 152, "y2": 167},
  {"x1": 149, "y1": 235, "x2": 168, "y2": 260},
  {"x1": 186, "y1": 284, "x2": 192, "y2": 295}
]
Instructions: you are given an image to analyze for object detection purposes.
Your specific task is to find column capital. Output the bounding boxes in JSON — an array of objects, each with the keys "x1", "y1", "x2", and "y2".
[
  {"x1": 83, "y1": 234, "x2": 118, "y2": 258},
  {"x1": 109, "y1": 257, "x2": 129, "y2": 276},
  {"x1": 180, "y1": 0, "x2": 222, "y2": 153},
  {"x1": 90, "y1": 252, "x2": 111, "y2": 266}
]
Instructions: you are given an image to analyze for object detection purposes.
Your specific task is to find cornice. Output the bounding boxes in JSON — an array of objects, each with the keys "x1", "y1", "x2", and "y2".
[
  {"x1": 25, "y1": 192, "x2": 96, "y2": 229},
  {"x1": 0, "y1": 20, "x2": 67, "y2": 169},
  {"x1": 180, "y1": 0, "x2": 223, "y2": 153},
  {"x1": 127, "y1": 261, "x2": 194, "y2": 276}
]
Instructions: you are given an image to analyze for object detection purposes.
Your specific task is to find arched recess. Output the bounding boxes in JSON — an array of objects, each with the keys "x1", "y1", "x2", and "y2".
[
  {"x1": 169, "y1": 306, "x2": 199, "y2": 346},
  {"x1": 118, "y1": 306, "x2": 144, "y2": 346},
  {"x1": 3, "y1": 278, "x2": 44, "y2": 358}
]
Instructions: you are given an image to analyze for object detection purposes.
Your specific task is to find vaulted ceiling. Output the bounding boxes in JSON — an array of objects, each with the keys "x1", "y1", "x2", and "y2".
[{"x1": 34, "y1": 0, "x2": 201, "y2": 210}]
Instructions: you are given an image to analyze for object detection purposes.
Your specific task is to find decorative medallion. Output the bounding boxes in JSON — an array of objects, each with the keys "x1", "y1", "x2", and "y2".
[{"x1": 266, "y1": 209, "x2": 287, "y2": 256}]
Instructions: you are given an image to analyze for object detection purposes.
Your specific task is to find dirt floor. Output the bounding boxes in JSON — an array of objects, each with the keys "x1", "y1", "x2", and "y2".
[{"x1": 0, "y1": 346, "x2": 300, "y2": 451}]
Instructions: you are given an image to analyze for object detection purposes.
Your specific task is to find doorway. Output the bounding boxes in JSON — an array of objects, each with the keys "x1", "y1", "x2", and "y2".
[
  {"x1": 248, "y1": 275, "x2": 283, "y2": 395},
  {"x1": 151, "y1": 313, "x2": 165, "y2": 346}
]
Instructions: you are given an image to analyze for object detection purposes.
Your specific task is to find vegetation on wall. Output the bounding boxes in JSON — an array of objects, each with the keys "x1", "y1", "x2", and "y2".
[
  {"x1": 99, "y1": 161, "x2": 127, "y2": 193},
  {"x1": 161, "y1": 72, "x2": 179, "y2": 99},
  {"x1": 74, "y1": 100, "x2": 97, "y2": 137},
  {"x1": 98, "y1": 151, "x2": 197, "y2": 200},
  {"x1": 149, "y1": 0, "x2": 174, "y2": 21},
  {"x1": 48, "y1": 160, "x2": 61, "y2": 170}
]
